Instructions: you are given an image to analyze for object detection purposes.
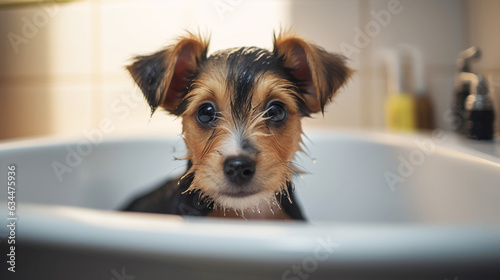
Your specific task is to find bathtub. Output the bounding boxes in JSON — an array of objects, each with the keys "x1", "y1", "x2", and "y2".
[{"x1": 1, "y1": 129, "x2": 500, "y2": 279}]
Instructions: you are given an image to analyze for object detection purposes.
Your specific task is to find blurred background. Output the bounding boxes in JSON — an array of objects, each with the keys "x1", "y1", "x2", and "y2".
[{"x1": 0, "y1": 0, "x2": 499, "y2": 140}]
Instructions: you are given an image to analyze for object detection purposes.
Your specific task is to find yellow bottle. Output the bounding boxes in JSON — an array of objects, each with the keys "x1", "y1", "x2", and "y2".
[
  {"x1": 382, "y1": 48, "x2": 417, "y2": 132},
  {"x1": 385, "y1": 91, "x2": 416, "y2": 132}
]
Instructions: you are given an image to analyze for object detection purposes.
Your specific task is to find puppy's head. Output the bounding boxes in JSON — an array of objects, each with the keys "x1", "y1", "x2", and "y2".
[{"x1": 127, "y1": 32, "x2": 351, "y2": 212}]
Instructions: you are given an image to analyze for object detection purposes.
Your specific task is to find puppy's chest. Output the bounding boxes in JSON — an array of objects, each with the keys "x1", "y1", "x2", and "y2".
[{"x1": 207, "y1": 205, "x2": 291, "y2": 220}]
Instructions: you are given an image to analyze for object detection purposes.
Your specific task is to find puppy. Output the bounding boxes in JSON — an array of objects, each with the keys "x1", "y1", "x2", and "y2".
[{"x1": 123, "y1": 32, "x2": 351, "y2": 220}]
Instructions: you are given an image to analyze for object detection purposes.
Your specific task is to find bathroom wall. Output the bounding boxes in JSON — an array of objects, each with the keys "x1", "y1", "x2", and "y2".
[
  {"x1": 292, "y1": 0, "x2": 466, "y2": 131},
  {"x1": 0, "y1": 0, "x2": 479, "y2": 140},
  {"x1": 0, "y1": 1, "x2": 94, "y2": 139},
  {"x1": 0, "y1": 0, "x2": 294, "y2": 139}
]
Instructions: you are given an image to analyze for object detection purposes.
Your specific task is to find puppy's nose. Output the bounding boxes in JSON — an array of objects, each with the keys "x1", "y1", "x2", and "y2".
[{"x1": 223, "y1": 156, "x2": 256, "y2": 185}]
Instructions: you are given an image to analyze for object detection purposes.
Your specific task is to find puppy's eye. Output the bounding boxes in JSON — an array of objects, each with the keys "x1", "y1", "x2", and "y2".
[
  {"x1": 196, "y1": 102, "x2": 218, "y2": 126},
  {"x1": 265, "y1": 101, "x2": 287, "y2": 123}
]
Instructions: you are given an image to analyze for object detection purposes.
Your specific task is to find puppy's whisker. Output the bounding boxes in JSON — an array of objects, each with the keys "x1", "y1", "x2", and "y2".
[
  {"x1": 249, "y1": 110, "x2": 269, "y2": 127},
  {"x1": 287, "y1": 161, "x2": 308, "y2": 176},
  {"x1": 190, "y1": 162, "x2": 208, "y2": 167},
  {"x1": 200, "y1": 129, "x2": 220, "y2": 159},
  {"x1": 267, "y1": 128, "x2": 288, "y2": 160},
  {"x1": 284, "y1": 163, "x2": 301, "y2": 177},
  {"x1": 253, "y1": 131, "x2": 272, "y2": 138}
]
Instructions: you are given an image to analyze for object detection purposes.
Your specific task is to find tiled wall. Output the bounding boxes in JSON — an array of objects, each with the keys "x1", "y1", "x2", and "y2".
[
  {"x1": 0, "y1": 1, "x2": 93, "y2": 138},
  {"x1": 3, "y1": 0, "x2": 493, "y2": 140}
]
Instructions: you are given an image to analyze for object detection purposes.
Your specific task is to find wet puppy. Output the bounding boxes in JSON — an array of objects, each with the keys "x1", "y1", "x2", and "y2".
[{"x1": 123, "y1": 32, "x2": 351, "y2": 220}]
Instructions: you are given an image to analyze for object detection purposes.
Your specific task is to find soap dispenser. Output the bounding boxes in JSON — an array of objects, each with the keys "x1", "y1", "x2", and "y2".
[
  {"x1": 398, "y1": 44, "x2": 434, "y2": 130},
  {"x1": 465, "y1": 75, "x2": 495, "y2": 140},
  {"x1": 452, "y1": 47, "x2": 481, "y2": 134},
  {"x1": 382, "y1": 49, "x2": 416, "y2": 131}
]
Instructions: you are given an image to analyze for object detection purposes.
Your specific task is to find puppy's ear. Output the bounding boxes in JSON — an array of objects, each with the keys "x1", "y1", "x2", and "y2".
[
  {"x1": 127, "y1": 33, "x2": 208, "y2": 115},
  {"x1": 273, "y1": 33, "x2": 352, "y2": 114}
]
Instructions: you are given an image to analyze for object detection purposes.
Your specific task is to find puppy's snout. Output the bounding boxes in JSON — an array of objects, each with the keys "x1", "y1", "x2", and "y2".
[{"x1": 223, "y1": 156, "x2": 256, "y2": 185}]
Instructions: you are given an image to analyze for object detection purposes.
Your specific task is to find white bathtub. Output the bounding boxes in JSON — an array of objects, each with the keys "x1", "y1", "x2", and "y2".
[{"x1": 1, "y1": 129, "x2": 500, "y2": 279}]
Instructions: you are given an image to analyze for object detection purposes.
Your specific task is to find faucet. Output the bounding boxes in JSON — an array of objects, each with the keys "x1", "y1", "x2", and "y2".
[{"x1": 456, "y1": 46, "x2": 481, "y2": 73}]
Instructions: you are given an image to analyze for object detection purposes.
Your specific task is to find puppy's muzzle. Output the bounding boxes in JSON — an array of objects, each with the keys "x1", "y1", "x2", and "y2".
[{"x1": 223, "y1": 156, "x2": 256, "y2": 185}]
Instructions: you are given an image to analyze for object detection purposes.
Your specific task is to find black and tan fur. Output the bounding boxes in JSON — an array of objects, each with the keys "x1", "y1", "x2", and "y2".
[{"x1": 123, "y1": 32, "x2": 351, "y2": 220}]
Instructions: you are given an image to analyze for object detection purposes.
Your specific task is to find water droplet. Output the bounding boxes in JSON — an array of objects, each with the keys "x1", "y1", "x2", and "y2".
[
  {"x1": 312, "y1": 158, "x2": 317, "y2": 164},
  {"x1": 150, "y1": 105, "x2": 157, "y2": 117},
  {"x1": 223, "y1": 208, "x2": 226, "y2": 216},
  {"x1": 257, "y1": 208, "x2": 261, "y2": 213},
  {"x1": 300, "y1": 175, "x2": 304, "y2": 179}
]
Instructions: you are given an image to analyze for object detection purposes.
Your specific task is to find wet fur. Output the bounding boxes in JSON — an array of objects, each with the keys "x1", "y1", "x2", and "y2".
[{"x1": 123, "y1": 32, "x2": 351, "y2": 220}]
